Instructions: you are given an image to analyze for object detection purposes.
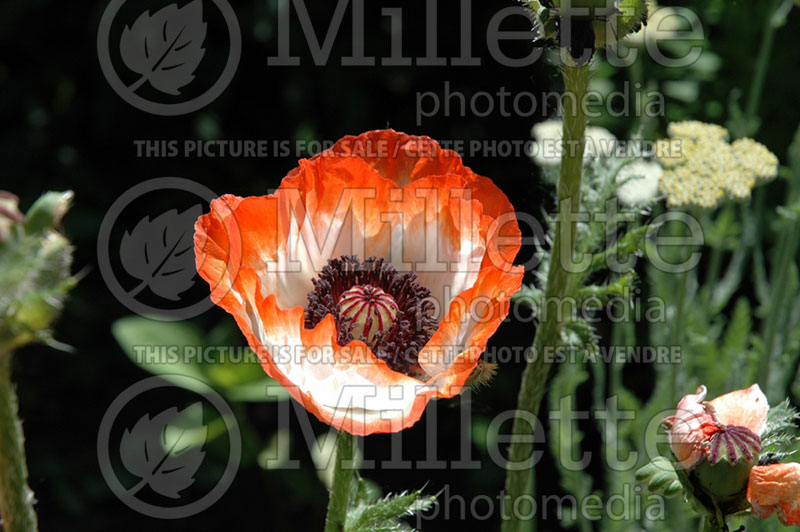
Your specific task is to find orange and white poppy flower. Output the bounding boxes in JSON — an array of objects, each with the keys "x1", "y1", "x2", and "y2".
[
  {"x1": 194, "y1": 129, "x2": 523, "y2": 435},
  {"x1": 665, "y1": 384, "x2": 800, "y2": 525}
]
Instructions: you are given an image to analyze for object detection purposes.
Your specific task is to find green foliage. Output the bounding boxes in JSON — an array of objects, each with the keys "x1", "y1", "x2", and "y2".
[
  {"x1": 344, "y1": 479, "x2": 436, "y2": 532},
  {"x1": 760, "y1": 400, "x2": 800, "y2": 462},
  {"x1": 111, "y1": 315, "x2": 289, "y2": 402},
  {"x1": 636, "y1": 457, "x2": 683, "y2": 499},
  {"x1": 563, "y1": 317, "x2": 600, "y2": 358},
  {"x1": 548, "y1": 360, "x2": 594, "y2": 530}
]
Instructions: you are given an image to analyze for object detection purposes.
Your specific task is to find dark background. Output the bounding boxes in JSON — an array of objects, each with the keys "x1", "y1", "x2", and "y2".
[{"x1": 1, "y1": 0, "x2": 799, "y2": 530}]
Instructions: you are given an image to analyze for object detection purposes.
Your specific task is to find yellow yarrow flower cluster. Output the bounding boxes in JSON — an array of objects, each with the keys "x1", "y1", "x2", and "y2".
[{"x1": 656, "y1": 121, "x2": 779, "y2": 208}]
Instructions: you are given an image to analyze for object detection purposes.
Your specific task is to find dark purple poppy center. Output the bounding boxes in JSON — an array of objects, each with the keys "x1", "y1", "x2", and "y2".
[{"x1": 304, "y1": 255, "x2": 437, "y2": 376}]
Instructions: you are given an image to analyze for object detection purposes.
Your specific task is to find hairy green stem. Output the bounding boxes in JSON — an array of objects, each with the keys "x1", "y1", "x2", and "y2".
[
  {"x1": 323, "y1": 430, "x2": 356, "y2": 532},
  {"x1": 501, "y1": 62, "x2": 591, "y2": 532},
  {"x1": 0, "y1": 350, "x2": 38, "y2": 532}
]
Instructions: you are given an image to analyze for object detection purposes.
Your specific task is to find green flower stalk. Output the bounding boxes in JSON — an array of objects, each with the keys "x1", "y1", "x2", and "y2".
[
  {"x1": 0, "y1": 348, "x2": 38, "y2": 532},
  {"x1": 323, "y1": 431, "x2": 357, "y2": 532},
  {"x1": 501, "y1": 3, "x2": 648, "y2": 529},
  {"x1": 0, "y1": 190, "x2": 75, "y2": 532},
  {"x1": 502, "y1": 62, "x2": 592, "y2": 532}
]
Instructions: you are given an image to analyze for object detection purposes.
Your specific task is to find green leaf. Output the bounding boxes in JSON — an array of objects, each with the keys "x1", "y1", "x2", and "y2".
[
  {"x1": 345, "y1": 489, "x2": 436, "y2": 532},
  {"x1": 576, "y1": 271, "x2": 637, "y2": 306},
  {"x1": 548, "y1": 359, "x2": 594, "y2": 528},
  {"x1": 721, "y1": 299, "x2": 752, "y2": 355},
  {"x1": 351, "y1": 476, "x2": 383, "y2": 506},
  {"x1": 760, "y1": 400, "x2": 800, "y2": 461},
  {"x1": 162, "y1": 401, "x2": 209, "y2": 451},
  {"x1": 112, "y1": 316, "x2": 290, "y2": 401},
  {"x1": 223, "y1": 377, "x2": 290, "y2": 402},
  {"x1": 258, "y1": 429, "x2": 292, "y2": 470},
  {"x1": 636, "y1": 456, "x2": 684, "y2": 498},
  {"x1": 111, "y1": 316, "x2": 208, "y2": 392},
  {"x1": 563, "y1": 317, "x2": 599, "y2": 357},
  {"x1": 201, "y1": 347, "x2": 289, "y2": 402},
  {"x1": 590, "y1": 223, "x2": 656, "y2": 272},
  {"x1": 511, "y1": 284, "x2": 543, "y2": 308}
]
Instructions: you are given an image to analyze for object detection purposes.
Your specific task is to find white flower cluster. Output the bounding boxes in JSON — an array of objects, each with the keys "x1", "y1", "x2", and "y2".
[
  {"x1": 529, "y1": 119, "x2": 617, "y2": 167},
  {"x1": 615, "y1": 160, "x2": 663, "y2": 206},
  {"x1": 657, "y1": 121, "x2": 778, "y2": 208}
]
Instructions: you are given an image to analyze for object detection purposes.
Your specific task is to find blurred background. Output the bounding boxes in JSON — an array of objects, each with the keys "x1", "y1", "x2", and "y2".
[{"x1": 1, "y1": 0, "x2": 799, "y2": 530}]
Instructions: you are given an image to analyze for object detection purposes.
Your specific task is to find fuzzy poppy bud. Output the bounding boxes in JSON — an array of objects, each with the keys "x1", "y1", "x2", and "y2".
[
  {"x1": 524, "y1": 0, "x2": 648, "y2": 62},
  {"x1": 0, "y1": 191, "x2": 75, "y2": 351}
]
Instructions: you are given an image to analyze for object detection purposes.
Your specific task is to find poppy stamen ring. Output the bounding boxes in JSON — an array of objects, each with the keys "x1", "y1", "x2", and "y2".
[{"x1": 304, "y1": 255, "x2": 438, "y2": 377}]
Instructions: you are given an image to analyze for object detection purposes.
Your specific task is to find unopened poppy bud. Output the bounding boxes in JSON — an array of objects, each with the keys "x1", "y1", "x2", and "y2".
[
  {"x1": 525, "y1": 0, "x2": 648, "y2": 61},
  {"x1": 24, "y1": 190, "x2": 73, "y2": 235},
  {"x1": 13, "y1": 232, "x2": 74, "y2": 333},
  {"x1": 0, "y1": 191, "x2": 75, "y2": 350}
]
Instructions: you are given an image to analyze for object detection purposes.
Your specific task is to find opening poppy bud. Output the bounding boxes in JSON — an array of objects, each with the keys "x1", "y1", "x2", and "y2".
[
  {"x1": 688, "y1": 426, "x2": 761, "y2": 514},
  {"x1": 338, "y1": 285, "x2": 399, "y2": 349},
  {"x1": 664, "y1": 385, "x2": 771, "y2": 519}
]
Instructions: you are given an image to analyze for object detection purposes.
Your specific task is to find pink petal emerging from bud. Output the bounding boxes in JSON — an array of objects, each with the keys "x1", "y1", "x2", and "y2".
[{"x1": 662, "y1": 385, "x2": 719, "y2": 469}]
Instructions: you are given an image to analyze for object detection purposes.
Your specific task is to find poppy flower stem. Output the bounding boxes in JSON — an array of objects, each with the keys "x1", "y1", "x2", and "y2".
[
  {"x1": 502, "y1": 61, "x2": 592, "y2": 532},
  {"x1": 701, "y1": 512, "x2": 729, "y2": 532},
  {"x1": 323, "y1": 430, "x2": 357, "y2": 532},
  {"x1": 0, "y1": 348, "x2": 39, "y2": 532}
]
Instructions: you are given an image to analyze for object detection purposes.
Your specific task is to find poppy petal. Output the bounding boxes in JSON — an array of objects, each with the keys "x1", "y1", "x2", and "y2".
[
  {"x1": 709, "y1": 384, "x2": 769, "y2": 436},
  {"x1": 326, "y1": 130, "x2": 521, "y2": 271},
  {"x1": 418, "y1": 264, "x2": 524, "y2": 392},
  {"x1": 748, "y1": 463, "x2": 800, "y2": 525}
]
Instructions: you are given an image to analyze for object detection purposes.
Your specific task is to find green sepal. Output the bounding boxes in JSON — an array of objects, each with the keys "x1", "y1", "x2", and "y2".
[{"x1": 24, "y1": 191, "x2": 73, "y2": 235}]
